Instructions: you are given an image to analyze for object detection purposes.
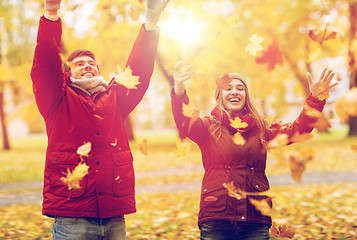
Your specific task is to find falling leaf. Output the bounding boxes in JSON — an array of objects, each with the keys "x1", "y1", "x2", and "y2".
[
  {"x1": 223, "y1": 182, "x2": 246, "y2": 200},
  {"x1": 270, "y1": 223, "x2": 295, "y2": 238},
  {"x1": 308, "y1": 26, "x2": 339, "y2": 44},
  {"x1": 77, "y1": 142, "x2": 91, "y2": 157},
  {"x1": 216, "y1": 74, "x2": 232, "y2": 90},
  {"x1": 204, "y1": 196, "x2": 218, "y2": 202},
  {"x1": 289, "y1": 155, "x2": 312, "y2": 183},
  {"x1": 245, "y1": 33, "x2": 264, "y2": 56},
  {"x1": 128, "y1": 5, "x2": 140, "y2": 21},
  {"x1": 266, "y1": 115, "x2": 281, "y2": 127},
  {"x1": 94, "y1": 115, "x2": 104, "y2": 120},
  {"x1": 304, "y1": 104, "x2": 323, "y2": 119},
  {"x1": 334, "y1": 87, "x2": 357, "y2": 123},
  {"x1": 60, "y1": 162, "x2": 89, "y2": 190},
  {"x1": 115, "y1": 175, "x2": 120, "y2": 181},
  {"x1": 249, "y1": 198, "x2": 272, "y2": 216},
  {"x1": 111, "y1": 139, "x2": 117, "y2": 146},
  {"x1": 351, "y1": 144, "x2": 357, "y2": 152},
  {"x1": 114, "y1": 65, "x2": 140, "y2": 91},
  {"x1": 230, "y1": 116, "x2": 248, "y2": 130},
  {"x1": 175, "y1": 139, "x2": 191, "y2": 157},
  {"x1": 314, "y1": 116, "x2": 332, "y2": 131},
  {"x1": 226, "y1": 15, "x2": 239, "y2": 27},
  {"x1": 290, "y1": 132, "x2": 314, "y2": 143},
  {"x1": 182, "y1": 103, "x2": 200, "y2": 133},
  {"x1": 232, "y1": 132, "x2": 245, "y2": 145},
  {"x1": 267, "y1": 134, "x2": 289, "y2": 150},
  {"x1": 140, "y1": 139, "x2": 148, "y2": 156},
  {"x1": 59, "y1": 53, "x2": 76, "y2": 70},
  {"x1": 255, "y1": 39, "x2": 284, "y2": 71}
]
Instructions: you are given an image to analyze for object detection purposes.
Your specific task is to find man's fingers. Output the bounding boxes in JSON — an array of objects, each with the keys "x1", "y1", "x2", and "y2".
[
  {"x1": 306, "y1": 72, "x2": 313, "y2": 85},
  {"x1": 319, "y1": 67, "x2": 328, "y2": 80}
]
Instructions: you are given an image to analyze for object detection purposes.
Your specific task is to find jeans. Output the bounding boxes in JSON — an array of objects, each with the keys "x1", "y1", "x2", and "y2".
[
  {"x1": 52, "y1": 216, "x2": 126, "y2": 240},
  {"x1": 199, "y1": 220, "x2": 270, "y2": 240}
]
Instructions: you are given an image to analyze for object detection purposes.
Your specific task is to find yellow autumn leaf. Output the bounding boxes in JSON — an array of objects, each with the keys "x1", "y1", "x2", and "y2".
[
  {"x1": 77, "y1": 142, "x2": 91, "y2": 157},
  {"x1": 140, "y1": 139, "x2": 148, "y2": 156},
  {"x1": 226, "y1": 15, "x2": 239, "y2": 27},
  {"x1": 245, "y1": 33, "x2": 264, "y2": 56},
  {"x1": 175, "y1": 139, "x2": 191, "y2": 157},
  {"x1": 232, "y1": 132, "x2": 245, "y2": 145},
  {"x1": 182, "y1": 103, "x2": 200, "y2": 134},
  {"x1": 230, "y1": 117, "x2": 248, "y2": 130},
  {"x1": 351, "y1": 144, "x2": 357, "y2": 152},
  {"x1": 60, "y1": 162, "x2": 89, "y2": 190},
  {"x1": 114, "y1": 65, "x2": 140, "y2": 90},
  {"x1": 59, "y1": 53, "x2": 76, "y2": 70},
  {"x1": 249, "y1": 198, "x2": 272, "y2": 216}
]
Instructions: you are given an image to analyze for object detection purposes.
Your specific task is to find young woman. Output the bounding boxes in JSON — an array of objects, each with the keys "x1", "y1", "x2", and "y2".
[{"x1": 171, "y1": 61, "x2": 335, "y2": 240}]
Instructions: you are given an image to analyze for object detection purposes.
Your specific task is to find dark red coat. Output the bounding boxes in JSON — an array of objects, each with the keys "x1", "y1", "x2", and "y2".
[
  {"x1": 31, "y1": 17, "x2": 159, "y2": 218},
  {"x1": 171, "y1": 90, "x2": 325, "y2": 226}
]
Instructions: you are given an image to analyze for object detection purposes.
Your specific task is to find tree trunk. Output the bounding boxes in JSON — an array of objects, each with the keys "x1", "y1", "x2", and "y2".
[
  {"x1": 348, "y1": 2, "x2": 357, "y2": 136},
  {"x1": 0, "y1": 85, "x2": 10, "y2": 150}
]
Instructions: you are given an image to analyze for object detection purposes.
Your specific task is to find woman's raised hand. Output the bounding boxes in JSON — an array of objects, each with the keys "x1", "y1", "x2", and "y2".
[
  {"x1": 174, "y1": 61, "x2": 194, "y2": 96},
  {"x1": 306, "y1": 68, "x2": 337, "y2": 100}
]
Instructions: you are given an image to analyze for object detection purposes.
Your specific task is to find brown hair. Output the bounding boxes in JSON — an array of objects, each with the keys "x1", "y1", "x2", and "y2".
[
  {"x1": 213, "y1": 73, "x2": 268, "y2": 145},
  {"x1": 63, "y1": 49, "x2": 98, "y2": 75}
]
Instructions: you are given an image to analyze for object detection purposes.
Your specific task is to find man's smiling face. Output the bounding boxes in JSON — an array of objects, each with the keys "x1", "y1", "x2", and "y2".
[{"x1": 70, "y1": 55, "x2": 99, "y2": 79}]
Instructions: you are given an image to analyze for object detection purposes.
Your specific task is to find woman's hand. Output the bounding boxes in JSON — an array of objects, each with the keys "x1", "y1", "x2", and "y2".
[
  {"x1": 306, "y1": 68, "x2": 337, "y2": 100},
  {"x1": 145, "y1": 0, "x2": 171, "y2": 31},
  {"x1": 174, "y1": 61, "x2": 194, "y2": 96}
]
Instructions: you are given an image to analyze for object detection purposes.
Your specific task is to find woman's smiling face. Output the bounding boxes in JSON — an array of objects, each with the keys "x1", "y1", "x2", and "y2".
[{"x1": 221, "y1": 79, "x2": 246, "y2": 115}]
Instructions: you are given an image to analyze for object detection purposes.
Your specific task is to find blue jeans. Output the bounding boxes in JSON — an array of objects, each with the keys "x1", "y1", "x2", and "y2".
[
  {"x1": 199, "y1": 220, "x2": 270, "y2": 240},
  {"x1": 52, "y1": 216, "x2": 126, "y2": 240}
]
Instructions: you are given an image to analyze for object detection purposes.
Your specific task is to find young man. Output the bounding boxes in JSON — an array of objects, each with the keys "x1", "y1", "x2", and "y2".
[{"x1": 31, "y1": 0, "x2": 170, "y2": 239}]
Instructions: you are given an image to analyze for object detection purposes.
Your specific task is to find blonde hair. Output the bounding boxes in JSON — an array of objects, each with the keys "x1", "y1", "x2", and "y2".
[{"x1": 213, "y1": 74, "x2": 268, "y2": 146}]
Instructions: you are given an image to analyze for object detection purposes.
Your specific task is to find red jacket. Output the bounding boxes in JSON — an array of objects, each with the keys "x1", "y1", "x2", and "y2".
[
  {"x1": 31, "y1": 17, "x2": 159, "y2": 218},
  {"x1": 171, "y1": 90, "x2": 325, "y2": 226}
]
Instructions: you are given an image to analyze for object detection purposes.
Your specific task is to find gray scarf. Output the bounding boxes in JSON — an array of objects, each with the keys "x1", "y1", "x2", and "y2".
[{"x1": 70, "y1": 76, "x2": 108, "y2": 96}]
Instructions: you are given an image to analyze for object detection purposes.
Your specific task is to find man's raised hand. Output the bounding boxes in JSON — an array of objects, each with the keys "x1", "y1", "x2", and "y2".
[{"x1": 145, "y1": 0, "x2": 171, "y2": 30}]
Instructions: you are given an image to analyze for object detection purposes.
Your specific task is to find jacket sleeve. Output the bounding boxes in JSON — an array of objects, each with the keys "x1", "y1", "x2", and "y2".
[
  {"x1": 267, "y1": 94, "x2": 326, "y2": 142},
  {"x1": 30, "y1": 16, "x2": 64, "y2": 119},
  {"x1": 117, "y1": 25, "x2": 160, "y2": 118},
  {"x1": 171, "y1": 89, "x2": 209, "y2": 145}
]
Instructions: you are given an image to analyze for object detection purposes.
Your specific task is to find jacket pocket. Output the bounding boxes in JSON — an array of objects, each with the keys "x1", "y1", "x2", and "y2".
[
  {"x1": 49, "y1": 152, "x2": 87, "y2": 198},
  {"x1": 201, "y1": 177, "x2": 228, "y2": 212},
  {"x1": 112, "y1": 151, "x2": 135, "y2": 197}
]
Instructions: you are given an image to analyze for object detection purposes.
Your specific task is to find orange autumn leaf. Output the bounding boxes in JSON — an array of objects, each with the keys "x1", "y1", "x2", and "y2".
[
  {"x1": 314, "y1": 116, "x2": 332, "y2": 131},
  {"x1": 60, "y1": 162, "x2": 89, "y2": 190},
  {"x1": 232, "y1": 132, "x2": 245, "y2": 145},
  {"x1": 308, "y1": 26, "x2": 338, "y2": 44},
  {"x1": 182, "y1": 103, "x2": 199, "y2": 133},
  {"x1": 249, "y1": 198, "x2": 272, "y2": 216},
  {"x1": 204, "y1": 196, "x2": 218, "y2": 202},
  {"x1": 288, "y1": 155, "x2": 312, "y2": 183},
  {"x1": 303, "y1": 104, "x2": 323, "y2": 119},
  {"x1": 77, "y1": 142, "x2": 91, "y2": 157},
  {"x1": 139, "y1": 139, "x2": 148, "y2": 156},
  {"x1": 114, "y1": 65, "x2": 140, "y2": 90},
  {"x1": 255, "y1": 39, "x2": 284, "y2": 71},
  {"x1": 270, "y1": 223, "x2": 295, "y2": 238},
  {"x1": 267, "y1": 133, "x2": 289, "y2": 150},
  {"x1": 351, "y1": 144, "x2": 357, "y2": 152},
  {"x1": 266, "y1": 115, "x2": 281, "y2": 127},
  {"x1": 290, "y1": 132, "x2": 314, "y2": 143},
  {"x1": 230, "y1": 116, "x2": 248, "y2": 130},
  {"x1": 223, "y1": 182, "x2": 246, "y2": 200},
  {"x1": 216, "y1": 74, "x2": 232, "y2": 90}
]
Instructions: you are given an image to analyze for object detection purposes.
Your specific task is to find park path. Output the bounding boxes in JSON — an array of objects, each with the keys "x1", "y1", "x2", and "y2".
[{"x1": 0, "y1": 166, "x2": 356, "y2": 207}]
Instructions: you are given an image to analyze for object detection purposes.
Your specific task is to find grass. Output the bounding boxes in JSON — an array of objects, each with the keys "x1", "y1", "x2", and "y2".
[{"x1": 0, "y1": 127, "x2": 356, "y2": 184}]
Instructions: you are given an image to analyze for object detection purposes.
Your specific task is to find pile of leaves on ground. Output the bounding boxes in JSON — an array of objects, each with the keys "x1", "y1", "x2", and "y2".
[{"x1": 0, "y1": 182, "x2": 356, "y2": 239}]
